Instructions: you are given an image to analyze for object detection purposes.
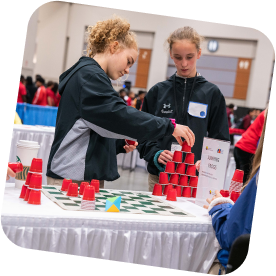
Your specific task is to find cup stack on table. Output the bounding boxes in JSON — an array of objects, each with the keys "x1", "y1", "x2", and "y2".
[{"x1": 152, "y1": 141, "x2": 198, "y2": 201}]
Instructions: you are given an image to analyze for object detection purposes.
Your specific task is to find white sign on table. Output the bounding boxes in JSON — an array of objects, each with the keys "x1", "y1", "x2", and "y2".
[{"x1": 195, "y1": 137, "x2": 230, "y2": 207}]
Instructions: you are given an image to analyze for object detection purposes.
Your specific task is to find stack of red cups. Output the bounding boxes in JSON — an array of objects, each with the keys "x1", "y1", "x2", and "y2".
[
  {"x1": 81, "y1": 185, "x2": 96, "y2": 210},
  {"x1": 228, "y1": 169, "x2": 244, "y2": 202},
  {"x1": 27, "y1": 173, "x2": 42, "y2": 205}
]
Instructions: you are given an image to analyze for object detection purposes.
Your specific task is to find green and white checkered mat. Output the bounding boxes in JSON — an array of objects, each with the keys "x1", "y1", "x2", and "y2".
[{"x1": 42, "y1": 186, "x2": 194, "y2": 217}]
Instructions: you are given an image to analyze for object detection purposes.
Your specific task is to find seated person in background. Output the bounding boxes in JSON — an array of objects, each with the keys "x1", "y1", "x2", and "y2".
[
  {"x1": 46, "y1": 81, "x2": 56, "y2": 106},
  {"x1": 240, "y1": 108, "x2": 256, "y2": 130},
  {"x1": 32, "y1": 76, "x2": 47, "y2": 106},
  {"x1": 52, "y1": 82, "x2": 61, "y2": 107},
  {"x1": 126, "y1": 91, "x2": 135, "y2": 106},
  {"x1": 25, "y1": 76, "x2": 37, "y2": 104},
  {"x1": 135, "y1": 90, "x2": 146, "y2": 111},
  {"x1": 118, "y1": 88, "x2": 128, "y2": 103},
  {"x1": 17, "y1": 75, "x2": 27, "y2": 103},
  {"x1": 226, "y1": 103, "x2": 234, "y2": 128}
]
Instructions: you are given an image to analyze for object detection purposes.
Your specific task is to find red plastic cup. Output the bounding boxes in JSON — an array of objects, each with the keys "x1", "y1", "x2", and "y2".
[
  {"x1": 186, "y1": 164, "x2": 196, "y2": 176},
  {"x1": 125, "y1": 139, "x2": 136, "y2": 146},
  {"x1": 8, "y1": 162, "x2": 23, "y2": 173},
  {"x1": 232, "y1": 169, "x2": 244, "y2": 182},
  {"x1": 163, "y1": 184, "x2": 173, "y2": 195},
  {"x1": 166, "y1": 188, "x2": 177, "y2": 201},
  {"x1": 159, "y1": 172, "x2": 169, "y2": 184},
  {"x1": 19, "y1": 184, "x2": 28, "y2": 199},
  {"x1": 28, "y1": 190, "x2": 41, "y2": 205},
  {"x1": 61, "y1": 179, "x2": 72, "y2": 192},
  {"x1": 25, "y1": 172, "x2": 32, "y2": 186},
  {"x1": 179, "y1": 175, "x2": 188, "y2": 186},
  {"x1": 29, "y1": 173, "x2": 42, "y2": 189},
  {"x1": 82, "y1": 185, "x2": 95, "y2": 201},
  {"x1": 182, "y1": 187, "x2": 192, "y2": 197},
  {"x1": 176, "y1": 163, "x2": 186, "y2": 174},
  {"x1": 192, "y1": 188, "x2": 197, "y2": 198},
  {"x1": 189, "y1": 176, "x2": 198, "y2": 187},
  {"x1": 79, "y1": 182, "x2": 89, "y2": 195},
  {"x1": 66, "y1": 183, "x2": 79, "y2": 197},
  {"x1": 24, "y1": 187, "x2": 31, "y2": 201},
  {"x1": 90, "y1": 179, "x2": 100, "y2": 193},
  {"x1": 165, "y1": 161, "x2": 175, "y2": 174},
  {"x1": 152, "y1": 184, "x2": 163, "y2": 196},
  {"x1": 29, "y1": 158, "x2": 43, "y2": 173},
  {"x1": 174, "y1": 186, "x2": 182, "y2": 197},
  {"x1": 181, "y1": 141, "x2": 191, "y2": 153},
  {"x1": 184, "y1": 153, "x2": 195, "y2": 165},
  {"x1": 230, "y1": 191, "x2": 241, "y2": 203},
  {"x1": 220, "y1": 190, "x2": 230, "y2": 197},
  {"x1": 169, "y1": 173, "x2": 179, "y2": 185},
  {"x1": 172, "y1": 151, "x2": 182, "y2": 163}
]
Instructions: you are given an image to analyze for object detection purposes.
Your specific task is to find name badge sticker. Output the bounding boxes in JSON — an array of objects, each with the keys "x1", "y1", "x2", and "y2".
[{"x1": 188, "y1": 102, "x2": 208, "y2": 118}]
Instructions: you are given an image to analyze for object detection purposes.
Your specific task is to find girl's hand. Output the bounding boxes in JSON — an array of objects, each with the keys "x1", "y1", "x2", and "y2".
[
  {"x1": 172, "y1": 124, "x2": 195, "y2": 147},
  {"x1": 123, "y1": 142, "x2": 138, "y2": 153},
  {"x1": 6, "y1": 167, "x2": 16, "y2": 181},
  {"x1": 158, "y1": 150, "x2": 173, "y2": 166},
  {"x1": 203, "y1": 190, "x2": 223, "y2": 209},
  {"x1": 195, "y1": 160, "x2": 201, "y2": 172}
]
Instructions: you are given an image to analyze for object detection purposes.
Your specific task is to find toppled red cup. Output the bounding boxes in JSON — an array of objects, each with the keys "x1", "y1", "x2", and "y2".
[
  {"x1": 179, "y1": 175, "x2": 188, "y2": 186},
  {"x1": 19, "y1": 184, "x2": 28, "y2": 199},
  {"x1": 79, "y1": 182, "x2": 89, "y2": 195},
  {"x1": 182, "y1": 187, "x2": 191, "y2": 197},
  {"x1": 169, "y1": 173, "x2": 179, "y2": 185},
  {"x1": 82, "y1": 185, "x2": 95, "y2": 201},
  {"x1": 29, "y1": 173, "x2": 42, "y2": 189},
  {"x1": 163, "y1": 184, "x2": 173, "y2": 195},
  {"x1": 159, "y1": 172, "x2": 169, "y2": 185},
  {"x1": 61, "y1": 179, "x2": 72, "y2": 192},
  {"x1": 220, "y1": 190, "x2": 230, "y2": 197},
  {"x1": 230, "y1": 191, "x2": 241, "y2": 203},
  {"x1": 192, "y1": 188, "x2": 197, "y2": 198},
  {"x1": 165, "y1": 161, "x2": 175, "y2": 174},
  {"x1": 189, "y1": 176, "x2": 198, "y2": 187},
  {"x1": 174, "y1": 186, "x2": 182, "y2": 197},
  {"x1": 29, "y1": 158, "x2": 43, "y2": 173},
  {"x1": 166, "y1": 188, "x2": 177, "y2": 201},
  {"x1": 186, "y1": 164, "x2": 196, "y2": 176},
  {"x1": 184, "y1": 153, "x2": 195, "y2": 165},
  {"x1": 181, "y1": 141, "x2": 191, "y2": 153},
  {"x1": 125, "y1": 139, "x2": 136, "y2": 146},
  {"x1": 28, "y1": 190, "x2": 41, "y2": 205},
  {"x1": 8, "y1": 162, "x2": 23, "y2": 173},
  {"x1": 232, "y1": 169, "x2": 244, "y2": 182},
  {"x1": 90, "y1": 179, "x2": 100, "y2": 193},
  {"x1": 172, "y1": 151, "x2": 182, "y2": 163},
  {"x1": 176, "y1": 163, "x2": 186, "y2": 175},
  {"x1": 67, "y1": 183, "x2": 79, "y2": 197},
  {"x1": 152, "y1": 184, "x2": 163, "y2": 196}
]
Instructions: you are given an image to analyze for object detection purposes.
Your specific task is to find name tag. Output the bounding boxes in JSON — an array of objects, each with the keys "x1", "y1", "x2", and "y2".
[
  {"x1": 171, "y1": 142, "x2": 181, "y2": 153},
  {"x1": 188, "y1": 101, "x2": 208, "y2": 118}
]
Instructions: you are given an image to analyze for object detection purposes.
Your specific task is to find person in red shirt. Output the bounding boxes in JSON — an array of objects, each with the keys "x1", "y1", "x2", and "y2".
[
  {"x1": 234, "y1": 109, "x2": 266, "y2": 184},
  {"x1": 46, "y1": 81, "x2": 56, "y2": 106},
  {"x1": 32, "y1": 76, "x2": 47, "y2": 106},
  {"x1": 126, "y1": 91, "x2": 135, "y2": 106},
  {"x1": 240, "y1": 108, "x2": 256, "y2": 130},
  {"x1": 52, "y1": 82, "x2": 61, "y2": 106},
  {"x1": 17, "y1": 75, "x2": 27, "y2": 103}
]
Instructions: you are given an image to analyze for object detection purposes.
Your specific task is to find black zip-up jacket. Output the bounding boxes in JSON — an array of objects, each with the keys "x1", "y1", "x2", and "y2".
[
  {"x1": 137, "y1": 73, "x2": 230, "y2": 176},
  {"x1": 46, "y1": 57, "x2": 174, "y2": 181}
]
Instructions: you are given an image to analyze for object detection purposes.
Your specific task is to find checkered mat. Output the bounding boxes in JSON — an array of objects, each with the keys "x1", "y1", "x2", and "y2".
[{"x1": 42, "y1": 186, "x2": 194, "y2": 217}]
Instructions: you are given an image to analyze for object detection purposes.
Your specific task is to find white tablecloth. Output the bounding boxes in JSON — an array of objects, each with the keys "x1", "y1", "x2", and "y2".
[{"x1": 2, "y1": 183, "x2": 219, "y2": 273}]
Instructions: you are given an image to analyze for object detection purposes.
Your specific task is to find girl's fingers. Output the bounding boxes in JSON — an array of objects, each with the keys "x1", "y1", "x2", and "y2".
[
  {"x1": 175, "y1": 136, "x2": 183, "y2": 146},
  {"x1": 206, "y1": 198, "x2": 212, "y2": 204},
  {"x1": 203, "y1": 205, "x2": 209, "y2": 209}
]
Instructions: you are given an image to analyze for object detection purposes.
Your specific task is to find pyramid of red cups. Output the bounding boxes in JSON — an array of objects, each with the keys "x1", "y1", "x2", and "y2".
[{"x1": 152, "y1": 141, "x2": 198, "y2": 201}]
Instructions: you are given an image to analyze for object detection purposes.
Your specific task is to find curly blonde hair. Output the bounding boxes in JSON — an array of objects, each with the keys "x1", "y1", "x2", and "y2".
[
  {"x1": 86, "y1": 16, "x2": 138, "y2": 58},
  {"x1": 166, "y1": 26, "x2": 204, "y2": 51}
]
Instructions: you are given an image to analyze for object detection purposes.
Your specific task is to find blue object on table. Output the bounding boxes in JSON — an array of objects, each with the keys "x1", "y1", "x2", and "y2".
[{"x1": 16, "y1": 103, "x2": 58, "y2": 126}]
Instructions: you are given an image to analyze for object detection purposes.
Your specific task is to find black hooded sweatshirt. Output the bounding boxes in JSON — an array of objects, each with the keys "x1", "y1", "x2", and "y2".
[
  {"x1": 46, "y1": 57, "x2": 174, "y2": 181},
  {"x1": 137, "y1": 73, "x2": 230, "y2": 176}
]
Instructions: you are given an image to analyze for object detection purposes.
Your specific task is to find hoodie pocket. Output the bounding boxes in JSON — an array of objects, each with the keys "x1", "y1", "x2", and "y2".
[{"x1": 188, "y1": 101, "x2": 208, "y2": 118}]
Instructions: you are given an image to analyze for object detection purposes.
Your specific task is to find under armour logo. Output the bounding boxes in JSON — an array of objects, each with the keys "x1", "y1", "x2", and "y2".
[{"x1": 163, "y1": 103, "x2": 171, "y2": 109}]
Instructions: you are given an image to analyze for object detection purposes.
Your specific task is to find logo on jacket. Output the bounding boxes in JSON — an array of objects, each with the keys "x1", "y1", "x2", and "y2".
[
  {"x1": 161, "y1": 103, "x2": 173, "y2": 114},
  {"x1": 163, "y1": 103, "x2": 171, "y2": 109}
]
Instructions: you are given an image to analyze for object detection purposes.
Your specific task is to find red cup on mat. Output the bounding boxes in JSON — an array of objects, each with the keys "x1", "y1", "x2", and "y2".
[
  {"x1": 220, "y1": 190, "x2": 230, "y2": 197},
  {"x1": 79, "y1": 182, "x2": 89, "y2": 195},
  {"x1": 186, "y1": 164, "x2": 196, "y2": 176},
  {"x1": 19, "y1": 184, "x2": 28, "y2": 199},
  {"x1": 28, "y1": 190, "x2": 41, "y2": 205},
  {"x1": 172, "y1": 151, "x2": 182, "y2": 163},
  {"x1": 29, "y1": 173, "x2": 42, "y2": 189},
  {"x1": 61, "y1": 179, "x2": 72, "y2": 192},
  {"x1": 169, "y1": 173, "x2": 179, "y2": 185},
  {"x1": 166, "y1": 188, "x2": 177, "y2": 201},
  {"x1": 181, "y1": 141, "x2": 191, "y2": 153},
  {"x1": 230, "y1": 191, "x2": 241, "y2": 203},
  {"x1": 176, "y1": 163, "x2": 186, "y2": 175},
  {"x1": 24, "y1": 188, "x2": 31, "y2": 201},
  {"x1": 184, "y1": 153, "x2": 195, "y2": 165},
  {"x1": 152, "y1": 184, "x2": 163, "y2": 196},
  {"x1": 179, "y1": 175, "x2": 188, "y2": 186},
  {"x1": 29, "y1": 158, "x2": 43, "y2": 173},
  {"x1": 232, "y1": 169, "x2": 244, "y2": 182},
  {"x1": 25, "y1": 172, "x2": 32, "y2": 186},
  {"x1": 163, "y1": 184, "x2": 173, "y2": 195},
  {"x1": 189, "y1": 176, "x2": 198, "y2": 187},
  {"x1": 192, "y1": 188, "x2": 197, "y2": 198},
  {"x1": 182, "y1": 187, "x2": 191, "y2": 198},
  {"x1": 159, "y1": 172, "x2": 169, "y2": 185},
  {"x1": 174, "y1": 186, "x2": 182, "y2": 197},
  {"x1": 90, "y1": 179, "x2": 100, "y2": 193},
  {"x1": 165, "y1": 161, "x2": 175, "y2": 174},
  {"x1": 125, "y1": 139, "x2": 136, "y2": 146},
  {"x1": 66, "y1": 183, "x2": 79, "y2": 197},
  {"x1": 8, "y1": 162, "x2": 23, "y2": 173},
  {"x1": 82, "y1": 185, "x2": 95, "y2": 201}
]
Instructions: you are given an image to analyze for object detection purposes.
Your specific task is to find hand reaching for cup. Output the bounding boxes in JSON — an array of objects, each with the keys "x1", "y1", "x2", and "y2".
[
  {"x1": 172, "y1": 124, "x2": 195, "y2": 147},
  {"x1": 158, "y1": 150, "x2": 173, "y2": 166},
  {"x1": 195, "y1": 160, "x2": 201, "y2": 172},
  {"x1": 6, "y1": 167, "x2": 16, "y2": 181},
  {"x1": 124, "y1": 141, "x2": 138, "y2": 153},
  {"x1": 203, "y1": 190, "x2": 223, "y2": 209}
]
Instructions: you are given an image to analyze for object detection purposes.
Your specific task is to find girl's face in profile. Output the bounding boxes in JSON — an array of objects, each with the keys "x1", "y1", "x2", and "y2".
[{"x1": 170, "y1": 39, "x2": 201, "y2": 78}]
